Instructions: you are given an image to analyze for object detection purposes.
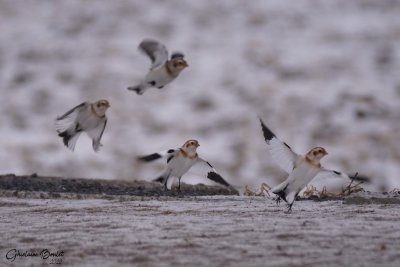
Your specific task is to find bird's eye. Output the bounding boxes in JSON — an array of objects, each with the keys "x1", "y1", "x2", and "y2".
[{"x1": 313, "y1": 151, "x2": 317, "y2": 156}]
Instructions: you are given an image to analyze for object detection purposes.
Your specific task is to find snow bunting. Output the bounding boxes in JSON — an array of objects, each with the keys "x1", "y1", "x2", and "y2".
[
  {"x1": 55, "y1": 99, "x2": 110, "y2": 152},
  {"x1": 127, "y1": 38, "x2": 188, "y2": 95},
  {"x1": 137, "y1": 139, "x2": 231, "y2": 192},
  {"x1": 259, "y1": 118, "x2": 360, "y2": 212}
]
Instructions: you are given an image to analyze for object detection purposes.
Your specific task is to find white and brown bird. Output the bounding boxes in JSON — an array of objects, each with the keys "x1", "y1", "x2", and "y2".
[
  {"x1": 259, "y1": 118, "x2": 360, "y2": 212},
  {"x1": 127, "y1": 38, "x2": 188, "y2": 95},
  {"x1": 55, "y1": 99, "x2": 110, "y2": 152},
  {"x1": 137, "y1": 139, "x2": 231, "y2": 192}
]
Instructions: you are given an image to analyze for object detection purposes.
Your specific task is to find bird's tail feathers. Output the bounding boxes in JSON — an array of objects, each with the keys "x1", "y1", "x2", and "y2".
[
  {"x1": 58, "y1": 131, "x2": 81, "y2": 151},
  {"x1": 274, "y1": 190, "x2": 288, "y2": 203},
  {"x1": 153, "y1": 173, "x2": 174, "y2": 190},
  {"x1": 271, "y1": 181, "x2": 289, "y2": 202},
  {"x1": 55, "y1": 116, "x2": 75, "y2": 134},
  {"x1": 58, "y1": 131, "x2": 70, "y2": 145},
  {"x1": 127, "y1": 84, "x2": 146, "y2": 95},
  {"x1": 153, "y1": 176, "x2": 164, "y2": 183}
]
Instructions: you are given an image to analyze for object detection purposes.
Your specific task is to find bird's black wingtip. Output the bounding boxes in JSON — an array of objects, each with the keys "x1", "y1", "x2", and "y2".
[
  {"x1": 207, "y1": 172, "x2": 230, "y2": 187},
  {"x1": 259, "y1": 118, "x2": 276, "y2": 142},
  {"x1": 349, "y1": 172, "x2": 371, "y2": 183},
  {"x1": 137, "y1": 153, "x2": 162, "y2": 162}
]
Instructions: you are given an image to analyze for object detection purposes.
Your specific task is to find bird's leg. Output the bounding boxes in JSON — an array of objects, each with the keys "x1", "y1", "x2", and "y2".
[
  {"x1": 177, "y1": 177, "x2": 182, "y2": 193},
  {"x1": 274, "y1": 196, "x2": 281, "y2": 206},
  {"x1": 285, "y1": 203, "x2": 293, "y2": 213},
  {"x1": 163, "y1": 174, "x2": 170, "y2": 192},
  {"x1": 163, "y1": 182, "x2": 168, "y2": 191}
]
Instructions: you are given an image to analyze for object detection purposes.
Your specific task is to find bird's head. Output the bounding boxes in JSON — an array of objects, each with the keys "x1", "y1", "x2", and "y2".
[
  {"x1": 93, "y1": 99, "x2": 110, "y2": 117},
  {"x1": 182, "y1": 139, "x2": 200, "y2": 154},
  {"x1": 170, "y1": 53, "x2": 188, "y2": 70},
  {"x1": 306, "y1": 147, "x2": 328, "y2": 162}
]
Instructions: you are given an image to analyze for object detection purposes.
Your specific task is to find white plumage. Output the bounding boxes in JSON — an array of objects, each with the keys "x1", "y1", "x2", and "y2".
[
  {"x1": 259, "y1": 118, "x2": 359, "y2": 212},
  {"x1": 137, "y1": 139, "x2": 231, "y2": 192},
  {"x1": 55, "y1": 99, "x2": 110, "y2": 152},
  {"x1": 127, "y1": 39, "x2": 188, "y2": 95}
]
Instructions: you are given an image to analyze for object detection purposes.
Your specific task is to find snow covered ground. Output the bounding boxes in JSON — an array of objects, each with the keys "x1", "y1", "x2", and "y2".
[
  {"x1": 1, "y1": 194, "x2": 400, "y2": 267},
  {"x1": 0, "y1": 0, "x2": 399, "y2": 191}
]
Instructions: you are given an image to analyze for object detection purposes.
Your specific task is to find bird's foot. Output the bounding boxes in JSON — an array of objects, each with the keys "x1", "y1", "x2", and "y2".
[
  {"x1": 285, "y1": 203, "x2": 293, "y2": 213},
  {"x1": 274, "y1": 197, "x2": 281, "y2": 206}
]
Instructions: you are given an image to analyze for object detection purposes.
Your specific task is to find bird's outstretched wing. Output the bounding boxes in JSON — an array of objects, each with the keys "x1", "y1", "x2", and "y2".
[
  {"x1": 86, "y1": 118, "x2": 107, "y2": 152},
  {"x1": 138, "y1": 39, "x2": 168, "y2": 70},
  {"x1": 190, "y1": 157, "x2": 231, "y2": 187},
  {"x1": 316, "y1": 169, "x2": 370, "y2": 182},
  {"x1": 55, "y1": 102, "x2": 87, "y2": 133},
  {"x1": 259, "y1": 118, "x2": 299, "y2": 173},
  {"x1": 137, "y1": 149, "x2": 177, "y2": 163}
]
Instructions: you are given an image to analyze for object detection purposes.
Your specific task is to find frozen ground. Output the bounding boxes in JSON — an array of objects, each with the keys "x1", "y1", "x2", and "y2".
[
  {"x1": 1, "y1": 192, "x2": 400, "y2": 267},
  {"x1": 0, "y1": 1, "x2": 400, "y2": 193},
  {"x1": 0, "y1": 175, "x2": 400, "y2": 266}
]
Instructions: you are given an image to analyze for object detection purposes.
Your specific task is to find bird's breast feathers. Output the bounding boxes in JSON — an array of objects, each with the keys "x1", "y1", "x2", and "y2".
[
  {"x1": 288, "y1": 161, "x2": 321, "y2": 189},
  {"x1": 178, "y1": 149, "x2": 198, "y2": 160},
  {"x1": 146, "y1": 66, "x2": 175, "y2": 84},
  {"x1": 304, "y1": 155, "x2": 321, "y2": 169}
]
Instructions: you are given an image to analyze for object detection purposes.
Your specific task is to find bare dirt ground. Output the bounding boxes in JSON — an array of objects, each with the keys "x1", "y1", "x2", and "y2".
[{"x1": 1, "y1": 175, "x2": 400, "y2": 267}]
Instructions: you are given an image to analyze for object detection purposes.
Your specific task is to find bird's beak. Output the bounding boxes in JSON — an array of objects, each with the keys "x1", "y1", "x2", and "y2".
[{"x1": 184, "y1": 62, "x2": 189, "y2": 67}]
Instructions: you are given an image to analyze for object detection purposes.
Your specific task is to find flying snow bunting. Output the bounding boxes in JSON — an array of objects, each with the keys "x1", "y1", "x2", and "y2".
[
  {"x1": 127, "y1": 38, "x2": 188, "y2": 95},
  {"x1": 55, "y1": 99, "x2": 110, "y2": 152}
]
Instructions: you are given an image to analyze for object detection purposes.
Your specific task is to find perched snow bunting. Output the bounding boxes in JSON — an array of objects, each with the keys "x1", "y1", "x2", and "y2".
[
  {"x1": 259, "y1": 118, "x2": 360, "y2": 212},
  {"x1": 55, "y1": 99, "x2": 110, "y2": 152},
  {"x1": 137, "y1": 139, "x2": 231, "y2": 192},
  {"x1": 127, "y1": 38, "x2": 188, "y2": 95}
]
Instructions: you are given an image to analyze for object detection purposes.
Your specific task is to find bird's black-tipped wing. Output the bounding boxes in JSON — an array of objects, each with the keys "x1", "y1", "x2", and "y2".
[
  {"x1": 138, "y1": 153, "x2": 162, "y2": 162},
  {"x1": 207, "y1": 171, "x2": 230, "y2": 187},
  {"x1": 138, "y1": 39, "x2": 168, "y2": 70},
  {"x1": 260, "y1": 118, "x2": 276, "y2": 142},
  {"x1": 137, "y1": 149, "x2": 176, "y2": 163},
  {"x1": 192, "y1": 158, "x2": 231, "y2": 187},
  {"x1": 55, "y1": 102, "x2": 88, "y2": 134},
  {"x1": 56, "y1": 102, "x2": 86, "y2": 121},
  {"x1": 317, "y1": 169, "x2": 370, "y2": 183},
  {"x1": 259, "y1": 118, "x2": 299, "y2": 173}
]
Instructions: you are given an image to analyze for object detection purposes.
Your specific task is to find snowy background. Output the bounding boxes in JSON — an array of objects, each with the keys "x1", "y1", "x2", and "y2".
[{"x1": 0, "y1": 0, "x2": 399, "y2": 191}]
